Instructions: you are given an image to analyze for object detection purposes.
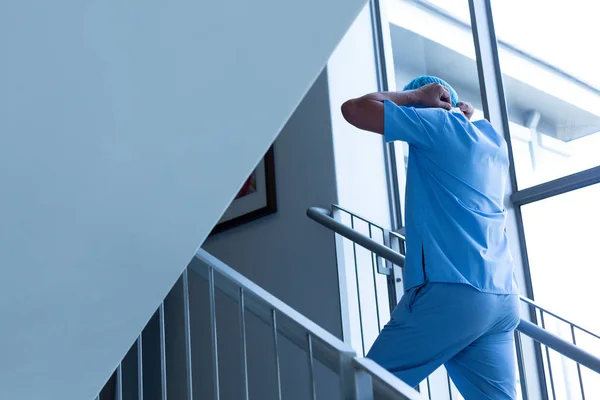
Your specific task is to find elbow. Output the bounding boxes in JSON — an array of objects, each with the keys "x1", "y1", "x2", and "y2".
[
  {"x1": 341, "y1": 99, "x2": 357, "y2": 125},
  {"x1": 340, "y1": 98, "x2": 384, "y2": 135}
]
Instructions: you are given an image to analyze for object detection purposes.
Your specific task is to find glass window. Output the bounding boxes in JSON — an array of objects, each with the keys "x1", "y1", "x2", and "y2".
[
  {"x1": 386, "y1": 0, "x2": 482, "y2": 105},
  {"x1": 522, "y1": 184, "x2": 600, "y2": 333},
  {"x1": 521, "y1": 184, "x2": 600, "y2": 397},
  {"x1": 491, "y1": 1, "x2": 600, "y2": 89},
  {"x1": 487, "y1": 0, "x2": 600, "y2": 189},
  {"x1": 428, "y1": 0, "x2": 600, "y2": 188},
  {"x1": 383, "y1": 2, "x2": 600, "y2": 397}
]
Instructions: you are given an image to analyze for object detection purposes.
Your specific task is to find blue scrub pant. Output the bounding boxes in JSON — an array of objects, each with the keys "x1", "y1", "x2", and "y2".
[{"x1": 367, "y1": 282, "x2": 520, "y2": 400}]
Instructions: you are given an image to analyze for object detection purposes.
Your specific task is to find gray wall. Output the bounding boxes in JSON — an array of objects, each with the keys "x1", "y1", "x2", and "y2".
[
  {"x1": 0, "y1": 0, "x2": 369, "y2": 397},
  {"x1": 159, "y1": 70, "x2": 344, "y2": 400},
  {"x1": 204, "y1": 71, "x2": 341, "y2": 336}
]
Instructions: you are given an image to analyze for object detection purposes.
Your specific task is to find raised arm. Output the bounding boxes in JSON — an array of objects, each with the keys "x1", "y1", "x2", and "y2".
[{"x1": 341, "y1": 83, "x2": 453, "y2": 134}]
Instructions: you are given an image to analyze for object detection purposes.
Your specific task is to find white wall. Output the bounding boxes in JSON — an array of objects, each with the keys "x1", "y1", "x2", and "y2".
[
  {"x1": 0, "y1": 0, "x2": 368, "y2": 398},
  {"x1": 327, "y1": 5, "x2": 394, "y2": 356},
  {"x1": 328, "y1": 6, "x2": 392, "y2": 227}
]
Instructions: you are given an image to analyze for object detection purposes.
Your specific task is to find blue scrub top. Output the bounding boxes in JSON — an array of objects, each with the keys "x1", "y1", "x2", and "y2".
[{"x1": 384, "y1": 100, "x2": 517, "y2": 294}]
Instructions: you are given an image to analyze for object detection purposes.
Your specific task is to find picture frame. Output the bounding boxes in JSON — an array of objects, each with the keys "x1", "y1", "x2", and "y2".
[{"x1": 210, "y1": 146, "x2": 277, "y2": 235}]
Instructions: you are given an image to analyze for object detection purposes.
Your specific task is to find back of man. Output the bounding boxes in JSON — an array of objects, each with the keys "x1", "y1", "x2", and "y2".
[
  {"x1": 341, "y1": 76, "x2": 520, "y2": 400},
  {"x1": 392, "y1": 105, "x2": 516, "y2": 294}
]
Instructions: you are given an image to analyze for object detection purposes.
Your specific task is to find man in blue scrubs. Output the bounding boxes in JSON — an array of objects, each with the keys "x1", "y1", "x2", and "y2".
[{"x1": 341, "y1": 76, "x2": 520, "y2": 399}]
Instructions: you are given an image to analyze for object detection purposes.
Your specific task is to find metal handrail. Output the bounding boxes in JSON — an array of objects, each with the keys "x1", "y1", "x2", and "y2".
[
  {"x1": 517, "y1": 320, "x2": 600, "y2": 372},
  {"x1": 307, "y1": 207, "x2": 405, "y2": 268},
  {"x1": 192, "y1": 249, "x2": 356, "y2": 374},
  {"x1": 95, "y1": 247, "x2": 423, "y2": 400},
  {"x1": 325, "y1": 206, "x2": 599, "y2": 340},
  {"x1": 192, "y1": 249, "x2": 422, "y2": 399},
  {"x1": 353, "y1": 358, "x2": 426, "y2": 399},
  {"x1": 307, "y1": 206, "x2": 600, "y2": 375},
  {"x1": 519, "y1": 296, "x2": 600, "y2": 340}
]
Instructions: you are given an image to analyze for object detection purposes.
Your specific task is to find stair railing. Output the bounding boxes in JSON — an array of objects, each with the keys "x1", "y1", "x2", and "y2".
[
  {"x1": 191, "y1": 249, "x2": 423, "y2": 400},
  {"x1": 307, "y1": 205, "x2": 600, "y2": 399},
  {"x1": 95, "y1": 247, "x2": 424, "y2": 400}
]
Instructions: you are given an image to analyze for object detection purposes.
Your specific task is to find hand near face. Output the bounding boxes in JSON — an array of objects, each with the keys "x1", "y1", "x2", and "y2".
[
  {"x1": 457, "y1": 101, "x2": 474, "y2": 120},
  {"x1": 412, "y1": 83, "x2": 453, "y2": 110}
]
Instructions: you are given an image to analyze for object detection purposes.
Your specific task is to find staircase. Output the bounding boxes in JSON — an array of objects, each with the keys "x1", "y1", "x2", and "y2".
[
  {"x1": 95, "y1": 249, "x2": 422, "y2": 400},
  {"x1": 307, "y1": 205, "x2": 600, "y2": 399},
  {"x1": 95, "y1": 205, "x2": 600, "y2": 399}
]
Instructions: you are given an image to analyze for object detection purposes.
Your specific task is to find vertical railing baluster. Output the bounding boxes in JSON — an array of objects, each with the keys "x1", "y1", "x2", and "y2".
[
  {"x1": 182, "y1": 270, "x2": 194, "y2": 400},
  {"x1": 159, "y1": 302, "x2": 168, "y2": 400},
  {"x1": 137, "y1": 335, "x2": 144, "y2": 400},
  {"x1": 368, "y1": 224, "x2": 382, "y2": 333},
  {"x1": 208, "y1": 267, "x2": 220, "y2": 400},
  {"x1": 350, "y1": 215, "x2": 366, "y2": 356},
  {"x1": 540, "y1": 312, "x2": 556, "y2": 400},
  {"x1": 116, "y1": 364, "x2": 123, "y2": 400},
  {"x1": 354, "y1": 368, "x2": 374, "y2": 400},
  {"x1": 307, "y1": 334, "x2": 317, "y2": 400},
  {"x1": 426, "y1": 376, "x2": 432, "y2": 399},
  {"x1": 514, "y1": 330, "x2": 529, "y2": 400},
  {"x1": 339, "y1": 351, "x2": 358, "y2": 400},
  {"x1": 447, "y1": 372, "x2": 454, "y2": 400},
  {"x1": 239, "y1": 288, "x2": 250, "y2": 400},
  {"x1": 272, "y1": 310, "x2": 283, "y2": 400},
  {"x1": 571, "y1": 326, "x2": 586, "y2": 400},
  {"x1": 384, "y1": 231, "x2": 398, "y2": 313}
]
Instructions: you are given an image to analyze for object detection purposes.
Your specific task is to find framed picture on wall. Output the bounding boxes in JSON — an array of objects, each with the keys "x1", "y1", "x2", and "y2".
[{"x1": 210, "y1": 146, "x2": 277, "y2": 235}]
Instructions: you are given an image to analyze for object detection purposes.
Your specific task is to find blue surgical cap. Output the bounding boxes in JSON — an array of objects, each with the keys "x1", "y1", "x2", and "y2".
[{"x1": 403, "y1": 76, "x2": 459, "y2": 107}]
